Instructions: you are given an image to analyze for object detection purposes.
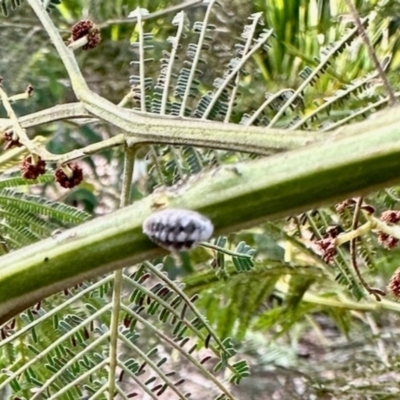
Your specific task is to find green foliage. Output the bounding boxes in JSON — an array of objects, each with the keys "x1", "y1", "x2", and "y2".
[
  {"x1": 2, "y1": 0, "x2": 400, "y2": 399},
  {"x1": 0, "y1": 0, "x2": 61, "y2": 16},
  {"x1": 0, "y1": 262, "x2": 246, "y2": 399},
  {"x1": 0, "y1": 169, "x2": 90, "y2": 253}
]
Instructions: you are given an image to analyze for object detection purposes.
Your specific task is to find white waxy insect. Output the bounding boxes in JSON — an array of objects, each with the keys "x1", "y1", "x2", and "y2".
[{"x1": 143, "y1": 208, "x2": 214, "y2": 251}]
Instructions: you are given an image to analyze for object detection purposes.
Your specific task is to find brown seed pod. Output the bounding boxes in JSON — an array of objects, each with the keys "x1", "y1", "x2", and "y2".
[{"x1": 143, "y1": 208, "x2": 214, "y2": 251}]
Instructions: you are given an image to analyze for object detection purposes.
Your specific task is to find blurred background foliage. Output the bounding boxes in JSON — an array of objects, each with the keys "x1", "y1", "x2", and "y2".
[{"x1": 2, "y1": 0, "x2": 400, "y2": 399}]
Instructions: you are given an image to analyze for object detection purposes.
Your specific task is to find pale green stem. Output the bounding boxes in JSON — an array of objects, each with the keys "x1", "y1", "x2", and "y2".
[
  {"x1": 123, "y1": 0, "x2": 203, "y2": 23},
  {"x1": 335, "y1": 221, "x2": 373, "y2": 246},
  {"x1": 67, "y1": 35, "x2": 89, "y2": 50},
  {"x1": 274, "y1": 281, "x2": 400, "y2": 312},
  {"x1": 200, "y1": 241, "x2": 252, "y2": 258},
  {"x1": 107, "y1": 150, "x2": 135, "y2": 399},
  {"x1": 88, "y1": 383, "x2": 109, "y2": 400},
  {"x1": 0, "y1": 85, "x2": 33, "y2": 151},
  {"x1": 366, "y1": 214, "x2": 400, "y2": 239},
  {"x1": 180, "y1": 0, "x2": 216, "y2": 117},
  {"x1": 335, "y1": 214, "x2": 400, "y2": 247},
  {"x1": 27, "y1": 0, "x2": 316, "y2": 155},
  {"x1": 161, "y1": 11, "x2": 186, "y2": 115}
]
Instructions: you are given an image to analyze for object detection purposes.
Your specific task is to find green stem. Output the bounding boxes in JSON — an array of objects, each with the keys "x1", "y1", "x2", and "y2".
[
  {"x1": 335, "y1": 221, "x2": 373, "y2": 246},
  {"x1": 107, "y1": 149, "x2": 135, "y2": 400},
  {"x1": 201, "y1": 241, "x2": 252, "y2": 258},
  {"x1": 26, "y1": 0, "x2": 321, "y2": 155},
  {"x1": 88, "y1": 383, "x2": 108, "y2": 400},
  {"x1": 2, "y1": 117, "x2": 400, "y2": 323},
  {"x1": 275, "y1": 281, "x2": 400, "y2": 312}
]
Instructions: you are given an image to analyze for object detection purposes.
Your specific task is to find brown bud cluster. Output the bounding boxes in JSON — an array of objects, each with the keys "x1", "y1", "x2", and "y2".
[
  {"x1": 20, "y1": 155, "x2": 46, "y2": 179},
  {"x1": 26, "y1": 84, "x2": 34, "y2": 97},
  {"x1": 325, "y1": 225, "x2": 341, "y2": 239},
  {"x1": 315, "y1": 237, "x2": 337, "y2": 264},
  {"x1": 69, "y1": 20, "x2": 101, "y2": 50},
  {"x1": 375, "y1": 210, "x2": 400, "y2": 250},
  {"x1": 3, "y1": 131, "x2": 22, "y2": 150},
  {"x1": 380, "y1": 210, "x2": 400, "y2": 224},
  {"x1": 335, "y1": 198, "x2": 356, "y2": 214},
  {"x1": 55, "y1": 163, "x2": 83, "y2": 189},
  {"x1": 387, "y1": 267, "x2": 400, "y2": 299},
  {"x1": 377, "y1": 232, "x2": 399, "y2": 249},
  {"x1": 314, "y1": 226, "x2": 340, "y2": 264}
]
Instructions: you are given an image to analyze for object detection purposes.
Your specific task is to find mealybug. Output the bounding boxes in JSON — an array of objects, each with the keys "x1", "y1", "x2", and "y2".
[{"x1": 143, "y1": 208, "x2": 214, "y2": 251}]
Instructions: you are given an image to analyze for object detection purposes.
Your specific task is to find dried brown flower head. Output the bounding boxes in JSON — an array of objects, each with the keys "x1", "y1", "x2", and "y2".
[
  {"x1": 377, "y1": 232, "x2": 399, "y2": 249},
  {"x1": 388, "y1": 267, "x2": 400, "y2": 299},
  {"x1": 55, "y1": 163, "x2": 83, "y2": 189},
  {"x1": 380, "y1": 210, "x2": 400, "y2": 224},
  {"x1": 69, "y1": 20, "x2": 101, "y2": 50},
  {"x1": 3, "y1": 131, "x2": 22, "y2": 150},
  {"x1": 325, "y1": 225, "x2": 341, "y2": 239},
  {"x1": 315, "y1": 237, "x2": 337, "y2": 263},
  {"x1": 20, "y1": 155, "x2": 46, "y2": 179},
  {"x1": 335, "y1": 198, "x2": 356, "y2": 213}
]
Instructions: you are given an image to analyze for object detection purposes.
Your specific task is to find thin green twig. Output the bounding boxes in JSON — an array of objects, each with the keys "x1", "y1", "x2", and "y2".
[{"x1": 107, "y1": 149, "x2": 135, "y2": 399}]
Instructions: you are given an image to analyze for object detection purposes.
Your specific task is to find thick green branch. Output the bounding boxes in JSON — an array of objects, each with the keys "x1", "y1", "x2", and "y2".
[
  {"x1": 1, "y1": 118, "x2": 400, "y2": 323},
  {"x1": 25, "y1": 0, "x2": 319, "y2": 155}
]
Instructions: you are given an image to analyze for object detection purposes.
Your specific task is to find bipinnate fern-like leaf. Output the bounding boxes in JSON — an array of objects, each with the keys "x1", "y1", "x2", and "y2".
[
  {"x1": 293, "y1": 55, "x2": 393, "y2": 130},
  {"x1": 0, "y1": 170, "x2": 54, "y2": 188},
  {"x1": 0, "y1": 188, "x2": 90, "y2": 224},
  {"x1": 0, "y1": 182, "x2": 90, "y2": 252},
  {"x1": 263, "y1": 20, "x2": 367, "y2": 129},
  {"x1": 0, "y1": 261, "x2": 247, "y2": 399}
]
